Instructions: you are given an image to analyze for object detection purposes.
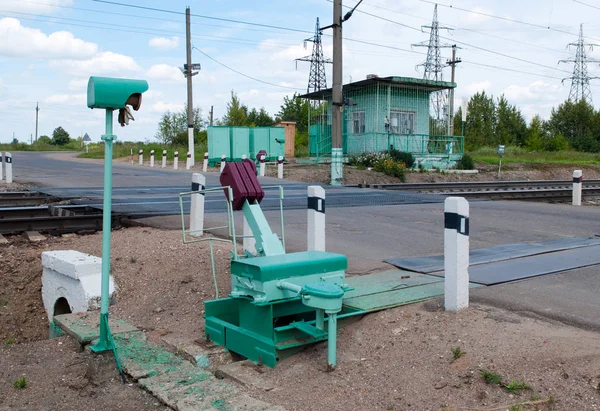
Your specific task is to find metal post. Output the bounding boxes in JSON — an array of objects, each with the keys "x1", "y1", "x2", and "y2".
[
  {"x1": 35, "y1": 102, "x2": 39, "y2": 142},
  {"x1": 447, "y1": 45, "x2": 461, "y2": 136},
  {"x1": 91, "y1": 109, "x2": 115, "y2": 353},
  {"x1": 497, "y1": 158, "x2": 502, "y2": 179},
  {"x1": 327, "y1": 311, "x2": 337, "y2": 370},
  {"x1": 210, "y1": 105, "x2": 214, "y2": 126},
  {"x1": 186, "y1": 7, "x2": 195, "y2": 166},
  {"x1": 330, "y1": 0, "x2": 343, "y2": 186}
]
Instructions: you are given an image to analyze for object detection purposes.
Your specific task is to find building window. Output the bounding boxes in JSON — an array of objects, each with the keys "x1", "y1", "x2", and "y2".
[
  {"x1": 390, "y1": 110, "x2": 415, "y2": 134},
  {"x1": 351, "y1": 111, "x2": 366, "y2": 134}
]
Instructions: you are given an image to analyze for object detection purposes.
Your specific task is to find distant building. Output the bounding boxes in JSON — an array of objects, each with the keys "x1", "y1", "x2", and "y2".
[{"x1": 300, "y1": 75, "x2": 463, "y2": 169}]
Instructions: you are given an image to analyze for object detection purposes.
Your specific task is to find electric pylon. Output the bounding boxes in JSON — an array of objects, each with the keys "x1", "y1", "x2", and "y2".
[
  {"x1": 296, "y1": 18, "x2": 332, "y2": 94},
  {"x1": 559, "y1": 24, "x2": 600, "y2": 104},
  {"x1": 412, "y1": 4, "x2": 453, "y2": 132}
]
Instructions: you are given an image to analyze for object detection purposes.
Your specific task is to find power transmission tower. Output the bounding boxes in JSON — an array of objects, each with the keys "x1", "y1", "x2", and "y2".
[
  {"x1": 412, "y1": 4, "x2": 453, "y2": 133},
  {"x1": 295, "y1": 18, "x2": 332, "y2": 94},
  {"x1": 559, "y1": 24, "x2": 600, "y2": 104}
]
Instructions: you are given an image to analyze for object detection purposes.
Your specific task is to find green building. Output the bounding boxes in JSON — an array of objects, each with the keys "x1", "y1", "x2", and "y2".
[{"x1": 301, "y1": 75, "x2": 464, "y2": 169}]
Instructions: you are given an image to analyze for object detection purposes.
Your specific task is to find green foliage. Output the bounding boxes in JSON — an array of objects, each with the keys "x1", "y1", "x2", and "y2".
[
  {"x1": 155, "y1": 106, "x2": 206, "y2": 146},
  {"x1": 373, "y1": 158, "x2": 406, "y2": 181},
  {"x1": 78, "y1": 141, "x2": 207, "y2": 161},
  {"x1": 465, "y1": 91, "x2": 496, "y2": 150},
  {"x1": 247, "y1": 107, "x2": 274, "y2": 127},
  {"x1": 470, "y1": 146, "x2": 600, "y2": 165},
  {"x1": 348, "y1": 152, "x2": 389, "y2": 168},
  {"x1": 503, "y1": 380, "x2": 531, "y2": 395},
  {"x1": 4, "y1": 338, "x2": 14, "y2": 345},
  {"x1": 456, "y1": 154, "x2": 475, "y2": 170},
  {"x1": 546, "y1": 99, "x2": 600, "y2": 152},
  {"x1": 13, "y1": 376, "x2": 27, "y2": 389},
  {"x1": 221, "y1": 90, "x2": 249, "y2": 126},
  {"x1": 51, "y1": 126, "x2": 70, "y2": 146},
  {"x1": 480, "y1": 369, "x2": 502, "y2": 385},
  {"x1": 38, "y1": 135, "x2": 51, "y2": 145},
  {"x1": 451, "y1": 346, "x2": 466, "y2": 361},
  {"x1": 388, "y1": 149, "x2": 415, "y2": 168},
  {"x1": 276, "y1": 93, "x2": 310, "y2": 133}
]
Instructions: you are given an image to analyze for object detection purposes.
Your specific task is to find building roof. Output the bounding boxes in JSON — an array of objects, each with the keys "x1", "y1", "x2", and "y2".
[{"x1": 299, "y1": 76, "x2": 457, "y2": 100}]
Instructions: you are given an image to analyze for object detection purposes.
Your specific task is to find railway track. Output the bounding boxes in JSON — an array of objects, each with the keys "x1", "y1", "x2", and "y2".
[
  {"x1": 0, "y1": 191, "x2": 59, "y2": 207},
  {"x1": 362, "y1": 179, "x2": 600, "y2": 201}
]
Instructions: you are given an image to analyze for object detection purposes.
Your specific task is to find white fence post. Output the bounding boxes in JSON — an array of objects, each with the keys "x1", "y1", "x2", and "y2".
[
  {"x1": 259, "y1": 155, "x2": 266, "y2": 177},
  {"x1": 242, "y1": 154, "x2": 247, "y2": 160},
  {"x1": 243, "y1": 216, "x2": 257, "y2": 255},
  {"x1": 5, "y1": 152, "x2": 13, "y2": 184},
  {"x1": 162, "y1": 150, "x2": 167, "y2": 168},
  {"x1": 138, "y1": 149, "x2": 143, "y2": 165},
  {"x1": 307, "y1": 186, "x2": 325, "y2": 251},
  {"x1": 444, "y1": 197, "x2": 470, "y2": 312},
  {"x1": 220, "y1": 155, "x2": 226, "y2": 173},
  {"x1": 190, "y1": 173, "x2": 206, "y2": 237},
  {"x1": 0, "y1": 152, "x2": 3, "y2": 181},
  {"x1": 277, "y1": 156, "x2": 284, "y2": 179},
  {"x1": 150, "y1": 150, "x2": 155, "y2": 168},
  {"x1": 573, "y1": 170, "x2": 582, "y2": 206},
  {"x1": 186, "y1": 152, "x2": 191, "y2": 170},
  {"x1": 203, "y1": 152, "x2": 209, "y2": 173},
  {"x1": 174, "y1": 151, "x2": 179, "y2": 170}
]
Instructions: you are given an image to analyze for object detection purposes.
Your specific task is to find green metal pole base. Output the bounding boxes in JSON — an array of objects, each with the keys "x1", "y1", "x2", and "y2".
[
  {"x1": 330, "y1": 148, "x2": 343, "y2": 186},
  {"x1": 90, "y1": 313, "x2": 114, "y2": 353}
]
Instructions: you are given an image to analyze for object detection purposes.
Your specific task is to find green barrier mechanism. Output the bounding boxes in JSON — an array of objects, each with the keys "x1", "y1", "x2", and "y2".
[
  {"x1": 86, "y1": 76, "x2": 148, "y2": 381},
  {"x1": 180, "y1": 162, "x2": 355, "y2": 370}
]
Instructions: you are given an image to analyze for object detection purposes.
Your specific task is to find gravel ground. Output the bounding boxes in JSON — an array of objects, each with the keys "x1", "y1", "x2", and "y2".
[{"x1": 3, "y1": 227, "x2": 600, "y2": 410}]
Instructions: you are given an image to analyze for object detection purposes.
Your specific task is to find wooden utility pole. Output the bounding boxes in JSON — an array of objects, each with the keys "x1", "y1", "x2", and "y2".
[
  {"x1": 331, "y1": 0, "x2": 343, "y2": 185},
  {"x1": 185, "y1": 7, "x2": 195, "y2": 166},
  {"x1": 447, "y1": 45, "x2": 461, "y2": 136}
]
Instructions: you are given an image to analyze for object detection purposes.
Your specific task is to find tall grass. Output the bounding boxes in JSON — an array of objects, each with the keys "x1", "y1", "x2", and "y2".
[
  {"x1": 0, "y1": 141, "x2": 83, "y2": 152},
  {"x1": 470, "y1": 146, "x2": 600, "y2": 165}
]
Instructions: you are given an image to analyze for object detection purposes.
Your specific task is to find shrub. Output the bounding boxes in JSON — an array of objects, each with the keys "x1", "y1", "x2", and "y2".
[
  {"x1": 388, "y1": 149, "x2": 415, "y2": 168},
  {"x1": 373, "y1": 158, "x2": 406, "y2": 182},
  {"x1": 456, "y1": 154, "x2": 475, "y2": 170},
  {"x1": 349, "y1": 152, "x2": 389, "y2": 168}
]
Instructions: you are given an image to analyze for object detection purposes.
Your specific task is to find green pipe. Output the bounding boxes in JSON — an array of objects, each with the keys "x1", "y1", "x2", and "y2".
[
  {"x1": 91, "y1": 108, "x2": 115, "y2": 353},
  {"x1": 327, "y1": 312, "x2": 337, "y2": 370}
]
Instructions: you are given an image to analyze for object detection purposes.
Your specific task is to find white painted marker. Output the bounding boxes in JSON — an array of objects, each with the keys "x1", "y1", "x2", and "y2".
[
  {"x1": 138, "y1": 149, "x2": 143, "y2": 165},
  {"x1": 220, "y1": 155, "x2": 226, "y2": 173},
  {"x1": 150, "y1": 150, "x2": 155, "y2": 168},
  {"x1": 190, "y1": 173, "x2": 206, "y2": 237},
  {"x1": 277, "y1": 156, "x2": 284, "y2": 179},
  {"x1": 573, "y1": 169, "x2": 582, "y2": 206},
  {"x1": 444, "y1": 197, "x2": 470, "y2": 312},
  {"x1": 186, "y1": 152, "x2": 191, "y2": 170},
  {"x1": 0, "y1": 151, "x2": 3, "y2": 181},
  {"x1": 162, "y1": 150, "x2": 167, "y2": 168},
  {"x1": 259, "y1": 155, "x2": 266, "y2": 177},
  {"x1": 203, "y1": 152, "x2": 209, "y2": 173},
  {"x1": 5, "y1": 152, "x2": 12, "y2": 184},
  {"x1": 307, "y1": 185, "x2": 325, "y2": 251},
  {"x1": 174, "y1": 151, "x2": 179, "y2": 170}
]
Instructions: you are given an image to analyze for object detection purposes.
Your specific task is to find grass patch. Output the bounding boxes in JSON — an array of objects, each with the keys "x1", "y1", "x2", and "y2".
[
  {"x1": 78, "y1": 141, "x2": 207, "y2": 161},
  {"x1": 13, "y1": 376, "x2": 27, "y2": 389},
  {"x1": 480, "y1": 369, "x2": 502, "y2": 385},
  {"x1": 451, "y1": 346, "x2": 466, "y2": 361},
  {"x1": 503, "y1": 380, "x2": 531, "y2": 395},
  {"x1": 470, "y1": 146, "x2": 600, "y2": 166},
  {"x1": 4, "y1": 338, "x2": 14, "y2": 345}
]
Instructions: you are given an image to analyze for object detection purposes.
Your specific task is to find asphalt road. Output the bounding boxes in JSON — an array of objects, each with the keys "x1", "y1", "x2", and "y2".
[{"x1": 8, "y1": 151, "x2": 600, "y2": 332}]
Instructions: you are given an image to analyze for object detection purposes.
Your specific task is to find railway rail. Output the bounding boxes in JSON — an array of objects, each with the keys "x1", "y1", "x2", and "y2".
[{"x1": 362, "y1": 180, "x2": 600, "y2": 201}]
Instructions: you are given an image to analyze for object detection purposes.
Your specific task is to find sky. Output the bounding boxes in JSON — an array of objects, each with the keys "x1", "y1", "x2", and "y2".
[{"x1": 1, "y1": 0, "x2": 600, "y2": 143}]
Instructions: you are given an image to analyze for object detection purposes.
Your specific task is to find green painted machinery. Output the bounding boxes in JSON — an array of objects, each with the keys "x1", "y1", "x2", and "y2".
[{"x1": 203, "y1": 160, "x2": 349, "y2": 369}]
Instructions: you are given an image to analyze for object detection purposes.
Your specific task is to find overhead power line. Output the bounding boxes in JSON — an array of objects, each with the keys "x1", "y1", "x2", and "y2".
[{"x1": 192, "y1": 47, "x2": 304, "y2": 91}]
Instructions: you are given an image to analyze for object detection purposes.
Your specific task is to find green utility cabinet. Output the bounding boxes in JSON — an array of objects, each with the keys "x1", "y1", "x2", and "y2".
[
  {"x1": 208, "y1": 127, "x2": 231, "y2": 164},
  {"x1": 208, "y1": 126, "x2": 285, "y2": 164},
  {"x1": 231, "y1": 127, "x2": 250, "y2": 161}
]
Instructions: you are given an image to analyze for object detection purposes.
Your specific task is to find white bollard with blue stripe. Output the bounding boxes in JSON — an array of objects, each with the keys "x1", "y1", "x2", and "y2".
[
  {"x1": 307, "y1": 186, "x2": 325, "y2": 251},
  {"x1": 444, "y1": 197, "x2": 470, "y2": 312}
]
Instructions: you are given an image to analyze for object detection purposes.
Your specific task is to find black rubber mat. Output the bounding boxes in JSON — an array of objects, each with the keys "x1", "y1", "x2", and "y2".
[
  {"x1": 426, "y1": 245, "x2": 600, "y2": 285},
  {"x1": 385, "y1": 237, "x2": 600, "y2": 274}
]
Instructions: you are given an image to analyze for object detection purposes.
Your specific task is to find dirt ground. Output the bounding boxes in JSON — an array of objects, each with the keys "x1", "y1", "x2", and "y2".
[
  {"x1": 2, "y1": 227, "x2": 600, "y2": 410},
  {"x1": 265, "y1": 162, "x2": 600, "y2": 186}
]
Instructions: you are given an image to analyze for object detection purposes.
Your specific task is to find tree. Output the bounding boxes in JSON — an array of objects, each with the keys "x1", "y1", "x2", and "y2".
[
  {"x1": 546, "y1": 99, "x2": 599, "y2": 152},
  {"x1": 494, "y1": 95, "x2": 527, "y2": 147},
  {"x1": 155, "y1": 106, "x2": 206, "y2": 146},
  {"x1": 276, "y1": 93, "x2": 310, "y2": 133},
  {"x1": 525, "y1": 115, "x2": 545, "y2": 151},
  {"x1": 221, "y1": 91, "x2": 248, "y2": 126},
  {"x1": 37, "y1": 135, "x2": 51, "y2": 144},
  {"x1": 247, "y1": 107, "x2": 274, "y2": 127},
  {"x1": 52, "y1": 126, "x2": 70, "y2": 146},
  {"x1": 464, "y1": 91, "x2": 496, "y2": 150}
]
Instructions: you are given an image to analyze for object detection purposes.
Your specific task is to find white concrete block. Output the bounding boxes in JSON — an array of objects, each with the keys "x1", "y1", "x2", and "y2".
[
  {"x1": 162, "y1": 150, "x2": 167, "y2": 168},
  {"x1": 41, "y1": 250, "x2": 116, "y2": 324},
  {"x1": 444, "y1": 197, "x2": 470, "y2": 312},
  {"x1": 190, "y1": 173, "x2": 205, "y2": 237},
  {"x1": 138, "y1": 150, "x2": 143, "y2": 165},
  {"x1": 220, "y1": 155, "x2": 226, "y2": 173},
  {"x1": 186, "y1": 152, "x2": 191, "y2": 170},
  {"x1": 203, "y1": 152, "x2": 209, "y2": 173},
  {"x1": 174, "y1": 151, "x2": 179, "y2": 170},
  {"x1": 277, "y1": 156, "x2": 284, "y2": 179},
  {"x1": 259, "y1": 155, "x2": 266, "y2": 177},
  {"x1": 5, "y1": 152, "x2": 12, "y2": 184}
]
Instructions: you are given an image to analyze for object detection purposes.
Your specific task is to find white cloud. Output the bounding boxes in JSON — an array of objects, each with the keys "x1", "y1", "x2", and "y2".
[
  {"x1": 465, "y1": 81, "x2": 492, "y2": 95},
  {"x1": 0, "y1": 18, "x2": 97, "y2": 59},
  {"x1": 68, "y1": 78, "x2": 89, "y2": 91},
  {"x1": 147, "y1": 64, "x2": 185, "y2": 83},
  {"x1": 503, "y1": 81, "x2": 560, "y2": 102},
  {"x1": 52, "y1": 51, "x2": 141, "y2": 76},
  {"x1": 44, "y1": 93, "x2": 86, "y2": 106},
  {"x1": 151, "y1": 101, "x2": 184, "y2": 113},
  {"x1": 149, "y1": 36, "x2": 180, "y2": 51},
  {"x1": 0, "y1": 0, "x2": 73, "y2": 14}
]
